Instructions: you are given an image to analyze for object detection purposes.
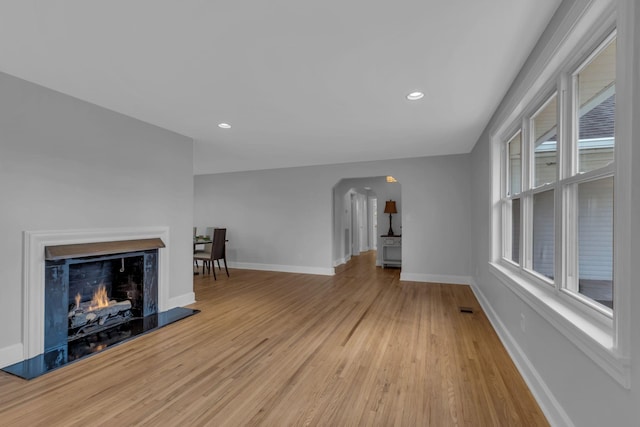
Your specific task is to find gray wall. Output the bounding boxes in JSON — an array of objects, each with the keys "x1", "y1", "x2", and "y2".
[
  {"x1": 194, "y1": 154, "x2": 472, "y2": 283},
  {"x1": 0, "y1": 72, "x2": 195, "y2": 365}
]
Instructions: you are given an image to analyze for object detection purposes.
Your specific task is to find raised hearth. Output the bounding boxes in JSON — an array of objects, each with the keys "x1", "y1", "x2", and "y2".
[{"x1": 3, "y1": 307, "x2": 198, "y2": 380}]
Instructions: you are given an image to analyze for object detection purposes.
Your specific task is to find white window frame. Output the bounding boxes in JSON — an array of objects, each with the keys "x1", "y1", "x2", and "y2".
[
  {"x1": 489, "y1": 2, "x2": 631, "y2": 388},
  {"x1": 503, "y1": 130, "x2": 522, "y2": 266}
]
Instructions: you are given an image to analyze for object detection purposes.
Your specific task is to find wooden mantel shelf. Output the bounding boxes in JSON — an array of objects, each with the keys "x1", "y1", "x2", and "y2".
[{"x1": 45, "y1": 238, "x2": 165, "y2": 261}]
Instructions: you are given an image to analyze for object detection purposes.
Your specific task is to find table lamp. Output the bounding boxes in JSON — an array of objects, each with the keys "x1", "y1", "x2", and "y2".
[{"x1": 384, "y1": 200, "x2": 398, "y2": 236}]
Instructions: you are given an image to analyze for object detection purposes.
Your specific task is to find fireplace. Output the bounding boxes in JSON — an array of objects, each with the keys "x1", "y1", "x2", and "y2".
[
  {"x1": 1, "y1": 228, "x2": 199, "y2": 380},
  {"x1": 44, "y1": 240, "x2": 162, "y2": 361}
]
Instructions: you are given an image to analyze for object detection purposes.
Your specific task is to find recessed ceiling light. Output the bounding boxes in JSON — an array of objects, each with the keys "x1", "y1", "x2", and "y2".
[
  {"x1": 218, "y1": 123, "x2": 231, "y2": 129},
  {"x1": 406, "y1": 91, "x2": 424, "y2": 101}
]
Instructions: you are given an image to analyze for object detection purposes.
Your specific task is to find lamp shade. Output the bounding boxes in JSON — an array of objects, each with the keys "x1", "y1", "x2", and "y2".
[{"x1": 384, "y1": 200, "x2": 397, "y2": 214}]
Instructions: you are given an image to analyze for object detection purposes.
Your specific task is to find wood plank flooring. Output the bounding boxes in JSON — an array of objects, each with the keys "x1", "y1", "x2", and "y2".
[{"x1": 0, "y1": 251, "x2": 548, "y2": 426}]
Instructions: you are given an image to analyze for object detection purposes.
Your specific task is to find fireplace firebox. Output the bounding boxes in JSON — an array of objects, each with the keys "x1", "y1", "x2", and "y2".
[{"x1": 45, "y1": 249, "x2": 159, "y2": 355}]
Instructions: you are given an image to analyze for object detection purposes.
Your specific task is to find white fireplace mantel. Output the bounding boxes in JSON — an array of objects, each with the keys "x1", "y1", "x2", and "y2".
[{"x1": 22, "y1": 227, "x2": 170, "y2": 359}]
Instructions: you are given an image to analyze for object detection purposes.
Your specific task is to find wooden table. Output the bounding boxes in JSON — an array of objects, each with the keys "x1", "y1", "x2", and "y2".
[{"x1": 194, "y1": 238, "x2": 212, "y2": 250}]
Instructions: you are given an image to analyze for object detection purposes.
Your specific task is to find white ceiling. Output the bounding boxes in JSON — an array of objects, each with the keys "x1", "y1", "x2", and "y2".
[{"x1": 0, "y1": 0, "x2": 561, "y2": 174}]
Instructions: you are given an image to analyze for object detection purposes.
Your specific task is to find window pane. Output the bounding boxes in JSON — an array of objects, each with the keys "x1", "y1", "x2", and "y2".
[
  {"x1": 578, "y1": 177, "x2": 613, "y2": 308},
  {"x1": 576, "y1": 37, "x2": 616, "y2": 174},
  {"x1": 533, "y1": 94, "x2": 558, "y2": 187},
  {"x1": 508, "y1": 132, "x2": 522, "y2": 195},
  {"x1": 533, "y1": 190, "x2": 554, "y2": 280},
  {"x1": 511, "y1": 198, "x2": 521, "y2": 263}
]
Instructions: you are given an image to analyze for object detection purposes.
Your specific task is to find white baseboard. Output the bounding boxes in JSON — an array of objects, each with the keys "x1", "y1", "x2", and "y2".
[
  {"x1": 0, "y1": 343, "x2": 24, "y2": 369},
  {"x1": 333, "y1": 257, "x2": 348, "y2": 267},
  {"x1": 399, "y1": 273, "x2": 472, "y2": 285},
  {"x1": 229, "y1": 262, "x2": 334, "y2": 276},
  {"x1": 168, "y1": 292, "x2": 196, "y2": 309},
  {"x1": 470, "y1": 279, "x2": 574, "y2": 427}
]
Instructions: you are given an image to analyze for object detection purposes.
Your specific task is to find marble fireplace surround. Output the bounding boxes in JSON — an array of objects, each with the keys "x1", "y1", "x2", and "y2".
[{"x1": 22, "y1": 227, "x2": 170, "y2": 360}]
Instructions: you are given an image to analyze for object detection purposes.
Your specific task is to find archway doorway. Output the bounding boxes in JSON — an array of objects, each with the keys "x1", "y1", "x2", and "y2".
[{"x1": 332, "y1": 176, "x2": 401, "y2": 269}]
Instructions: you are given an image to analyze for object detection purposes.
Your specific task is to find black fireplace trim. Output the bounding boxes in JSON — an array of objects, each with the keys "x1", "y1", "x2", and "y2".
[{"x1": 1, "y1": 307, "x2": 200, "y2": 380}]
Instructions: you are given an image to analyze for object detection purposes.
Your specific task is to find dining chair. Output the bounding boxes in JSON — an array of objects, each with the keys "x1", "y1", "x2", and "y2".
[
  {"x1": 194, "y1": 236, "x2": 210, "y2": 270},
  {"x1": 193, "y1": 228, "x2": 229, "y2": 279}
]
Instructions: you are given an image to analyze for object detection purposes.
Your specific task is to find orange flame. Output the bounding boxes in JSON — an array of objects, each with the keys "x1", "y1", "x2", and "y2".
[
  {"x1": 88, "y1": 284, "x2": 110, "y2": 311},
  {"x1": 75, "y1": 293, "x2": 81, "y2": 310}
]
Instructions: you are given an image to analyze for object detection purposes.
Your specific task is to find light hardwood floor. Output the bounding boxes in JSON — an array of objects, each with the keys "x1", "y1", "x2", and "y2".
[{"x1": 0, "y1": 251, "x2": 548, "y2": 426}]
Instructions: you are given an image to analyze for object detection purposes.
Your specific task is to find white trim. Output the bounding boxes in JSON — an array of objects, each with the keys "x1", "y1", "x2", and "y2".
[
  {"x1": 610, "y1": 0, "x2": 634, "y2": 366},
  {"x1": 489, "y1": 262, "x2": 630, "y2": 388},
  {"x1": 470, "y1": 280, "x2": 575, "y2": 427},
  {"x1": 228, "y1": 262, "x2": 335, "y2": 276},
  {"x1": 0, "y1": 343, "x2": 24, "y2": 369},
  {"x1": 399, "y1": 273, "x2": 472, "y2": 285},
  {"x1": 333, "y1": 256, "x2": 349, "y2": 267},
  {"x1": 168, "y1": 292, "x2": 196, "y2": 308},
  {"x1": 22, "y1": 226, "x2": 170, "y2": 360}
]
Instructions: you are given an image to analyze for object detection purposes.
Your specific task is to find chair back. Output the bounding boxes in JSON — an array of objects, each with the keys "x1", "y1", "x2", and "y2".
[{"x1": 211, "y1": 228, "x2": 227, "y2": 260}]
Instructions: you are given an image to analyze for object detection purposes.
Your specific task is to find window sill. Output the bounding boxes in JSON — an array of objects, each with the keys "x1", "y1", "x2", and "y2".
[{"x1": 489, "y1": 261, "x2": 630, "y2": 388}]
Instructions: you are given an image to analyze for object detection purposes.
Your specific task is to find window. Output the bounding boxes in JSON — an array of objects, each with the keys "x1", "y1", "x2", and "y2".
[
  {"x1": 505, "y1": 131, "x2": 522, "y2": 264},
  {"x1": 491, "y1": 2, "x2": 632, "y2": 388},
  {"x1": 508, "y1": 131, "x2": 522, "y2": 196},
  {"x1": 532, "y1": 94, "x2": 558, "y2": 187},
  {"x1": 500, "y1": 31, "x2": 616, "y2": 313},
  {"x1": 577, "y1": 177, "x2": 614, "y2": 308},
  {"x1": 532, "y1": 189, "x2": 554, "y2": 280},
  {"x1": 576, "y1": 37, "x2": 616, "y2": 173}
]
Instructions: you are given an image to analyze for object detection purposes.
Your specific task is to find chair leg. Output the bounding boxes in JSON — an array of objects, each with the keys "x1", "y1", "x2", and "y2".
[
  {"x1": 212, "y1": 262, "x2": 217, "y2": 280},
  {"x1": 223, "y1": 257, "x2": 229, "y2": 277},
  {"x1": 217, "y1": 260, "x2": 221, "y2": 270},
  {"x1": 202, "y1": 260, "x2": 211, "y2": 275}
]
